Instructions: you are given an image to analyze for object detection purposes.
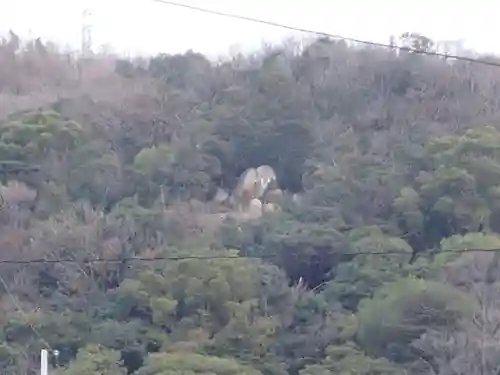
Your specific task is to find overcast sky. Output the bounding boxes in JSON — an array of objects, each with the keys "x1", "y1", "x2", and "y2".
[{"x1": 0, "y1": 0, "x2": 498, "y2": 58}]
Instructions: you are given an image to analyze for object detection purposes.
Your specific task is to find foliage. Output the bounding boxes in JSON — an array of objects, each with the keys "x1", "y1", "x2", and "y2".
[
  {"x1": 56, "y1": 345, "x2": 126, "y2": 375},
  {"x1": 357, "y1": 277, "x2": 476, "y2": 362},
  {"x1": 1, "y1": 32, "x2": 500, "y2": 375},
  {"x1": 137, "y1": 352, "x2": 262, "y2": 375}
]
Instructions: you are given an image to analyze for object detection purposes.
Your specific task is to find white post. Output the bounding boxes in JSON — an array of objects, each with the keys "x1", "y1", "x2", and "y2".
[{"x1": 41, "y1": 349, "x2": 48, "y2": 375}]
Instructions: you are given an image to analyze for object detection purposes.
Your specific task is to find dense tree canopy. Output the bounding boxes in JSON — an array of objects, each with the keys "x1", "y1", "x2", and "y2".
[{"x1": 2, "y1": 30, "x2": 500, "y2": 375}]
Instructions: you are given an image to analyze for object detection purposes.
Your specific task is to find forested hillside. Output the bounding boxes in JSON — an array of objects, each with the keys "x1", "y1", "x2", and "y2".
[{"x1": 3, "y1": 31, "x2": 500, "y2": 375}]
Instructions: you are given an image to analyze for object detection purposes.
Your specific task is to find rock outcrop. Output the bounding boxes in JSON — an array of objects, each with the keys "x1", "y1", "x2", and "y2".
[{"x1": 210, "y1": 164, "x2": 286, "y2": 220}]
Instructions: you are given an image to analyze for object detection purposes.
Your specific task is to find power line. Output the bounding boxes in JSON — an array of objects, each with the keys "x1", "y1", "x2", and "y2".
[
  {"x1": 0, "y1": 272, "x2": 53, "y2": 350},
  {"x1": 0, "y1": 245, "x2": 490, "y2": 355},
  {"x1": 0, "y1": 247, "x2": 499, "y2": 265},
  {"x1": 0, "y1": 161, "x2": 40, "y2": 174},
  {"x1": 149, "y1": 0, "x2": 500, "y2": 68}
]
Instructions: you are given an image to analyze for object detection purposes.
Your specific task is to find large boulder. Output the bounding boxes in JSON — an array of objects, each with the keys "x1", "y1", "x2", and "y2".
[
  {"x1": 264, "y1": 188, "x2": 283, "y2": 204},
  {"x1": 232, "y1": 168, "x2": 258, "y2": 211},
  {"x1": 212, "y1": 187, "x2": 229, "y2": 204},
  {"x1": 255, "y1": 165, "x2": 277, "y2": 198},
  {"x1": 262, "y1": 202, "x2": 279, "y2": 213},
  {"x1": 247, "y1": 198, "x2": 263, "y2": 219}
]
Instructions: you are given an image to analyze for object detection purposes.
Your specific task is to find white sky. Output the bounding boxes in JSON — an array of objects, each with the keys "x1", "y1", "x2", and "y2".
[{"x1": 0, "y1": 0, "x2": 499, "y2": 58}]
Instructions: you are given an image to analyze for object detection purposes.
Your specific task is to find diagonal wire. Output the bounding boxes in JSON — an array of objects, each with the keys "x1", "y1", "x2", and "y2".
[
  {"x1": 148, "y1": 0, "x2": 500, "y2": 68},
  {"x1": 0, "y1": 272, "x2": 53, "y2": 350}
]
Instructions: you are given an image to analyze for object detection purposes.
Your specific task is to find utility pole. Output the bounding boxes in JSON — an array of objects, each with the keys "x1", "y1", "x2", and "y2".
[
  {"x1": 41, "y1": 349, "x2": 48, "y2": 375},
  {"x1": 81, "y1": 8, "x2": 93, "y2": 57},
  {"x1": 79, "y1": 7, "x2": 93, "y2": 84}
]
